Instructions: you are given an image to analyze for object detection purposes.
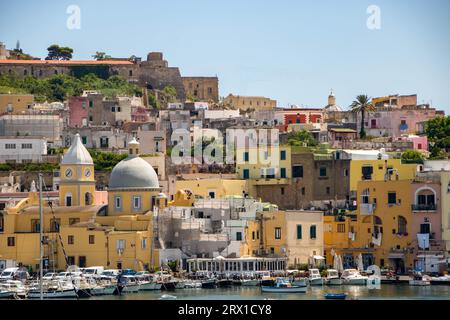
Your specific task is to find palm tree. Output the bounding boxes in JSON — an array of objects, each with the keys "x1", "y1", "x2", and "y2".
[{"x1": 350, "y1": 95, "x2": 374, "y2": 139}]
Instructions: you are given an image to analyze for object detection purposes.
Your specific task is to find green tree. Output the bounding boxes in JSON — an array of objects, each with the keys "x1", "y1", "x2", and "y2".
[
  {"x1": 92, "y1": 51, "x2": 112, "y2": 61},
  {"x1": 46, "y1": 44, "x2": 73, "y2": 60},
  {"x1": 425, "y1": 116, "x2": 450, "y2": 159},
  {"x1": 287, "y1": 130, "x2": 317, "y2": 147},
  {"x1": 401, "y1": 150, "x2": 424, "y2": 163},
  {"x1": 349, "y1": 94, "x2": 374, "y2": 139}
]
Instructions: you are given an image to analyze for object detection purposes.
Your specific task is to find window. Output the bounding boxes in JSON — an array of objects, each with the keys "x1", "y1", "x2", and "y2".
[
  {"x1": 252, "y1": 231, "x2": 255, "y2": 240},
  {"x1": 296, "y1": 225, "x2": 302, "y2": 239},
  {"x1": 398, "y1": 216, "x2": 407, "y2": 235},
  {"x1": 133, "y1": 196, "x2": 141, "y2": 210},
  {"x1": 89, "y1": 235, "x2": 95, "y2": 244},
  {"x1": 7, "y1": 237, "x2": 15, "y2": 246},
  {"x1": 65, "y1": 195, "x2": 72, "y2": 207},
  {"x1": 388, "y1": 192, "x2": 397, "y2": 205},
  {"x1": 326, "y1": 187, "x2": 330, "y2": 194},
  {"x1": 5, "y1": 143, "x2": 16, "y2": 149},
  {"x1": 301, "y1": 187, "x2": 305, "y2": 195},
  {"x1": 243, "y1": 152, "x2": 249, "y2": 162},
  {"x1": 319, "y1": 167, "x2": 327, "y2": 177},
  {"x1": 310, "y1": 225, "x2": 317, "y2": 239},
  {"x1": 337, "y1": 224, "x2": 346, "y2": 233},
  {"x1": 129, "y1": 70, "x2": 133, "y2": 77},
  {"x1": 89, "y1": 116, "x2": 93, "y2": 122},
  {"x1": 280, "y1": 150, "x2": 286, "y2": 160},
  {"x1": 69, "y1": 218, "x2": 80, "y2": 225},
  {"x1": 275, "y1": 227, "x2": 281, "y2": 240},
  {"x1": 281, "y1": 187, "x2": 285, "y2": 195},
  {"x1": 343, "y1": 169, "x2": 349, "y2": 177},
  {"x1": 362, "y1": 166, "x2": 373, "y2": 180},
  {"x1": 85, "y1": 192, "x2": 93, "y2": 205},
  {"x1": 31, "y1": 219, "x2": 40, "y2": 233},
  {"x1": 82, "y1": 101, "x2": 86, "y2": 109},
  {"x1": 78, "y1": 256, "x2": 86, "y2": 268},
  {"x1": 115, "y1": 196, "x2": 122, "y2": 211},
  {"x1": 67, "y1": 256, "x2": 75, "y2": 265},
  {"x1": 280, "y1": 168, "x2": 286, "y2": 178},
  {"x1": 68, "y1": 235, "x2": 74, "y2": 245},
  {"x1": 21, "y1": 143, "x2": 32, "y2": 149},
  {"x1": 243, "y1": 169, "x2": 250, "y2": 180},
  {"x1": 236, "y1": 232, "x2": 242, "y2": 241},
  {"x1": 256, "y1": 231, "x2": 260, "y2": 239},
  {"x1": 82, "y1": 136, "x2": 87, "y2": 144},
  {"x1": 50, "y1": 218, "x2": 60, "y2": 232},
  {"x1": 116, "y1": 239, "x2": 125, "y2": 252},
  {"x1": 89, "y1": 100, "x2": 93, "y2": 108},
  {"x1": 420, "y1": 223, "x2": 430, "y2": 234},
  {"x1": 292, "y1": 165, "x2": 303, "y2": 178},
  {"x1": 141, "y1": 238, "x2": 147, "y2": 249},
  {"x1": 208, "y1": 191, "x2": 215, "y2": 199}
]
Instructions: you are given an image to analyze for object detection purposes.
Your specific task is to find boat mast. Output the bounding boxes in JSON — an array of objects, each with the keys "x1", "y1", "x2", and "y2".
[{"x1": 38, "y1": 173, "x2": 44, "y2": 300}]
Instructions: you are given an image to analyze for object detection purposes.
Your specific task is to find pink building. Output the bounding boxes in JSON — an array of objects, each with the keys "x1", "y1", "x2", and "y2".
[
  {"x1": 397, "y1": 135, "x2": 428, "y2": 151},
  {"x1": 68, "y1": 96, "x2": 89, "y2": 128},
  {"x1": 358, "y1": 105, "x2": 445, "y2": 138},
  {"x1": 411, "y1": 176, "x2": 446, "y2": 273}
]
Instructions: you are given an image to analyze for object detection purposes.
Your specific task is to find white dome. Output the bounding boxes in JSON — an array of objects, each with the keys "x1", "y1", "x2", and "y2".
[
  {"x1": 61, "y1": 133, "x2": 93, "y2": 165},
  {"x1": 109, "y1": 156, "x2": 159, "y2": 190}
]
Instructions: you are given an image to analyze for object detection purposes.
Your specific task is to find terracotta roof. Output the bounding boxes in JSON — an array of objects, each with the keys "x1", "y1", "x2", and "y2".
[{"x1": 0, "y1": 59, "x2": 133, "y2": 65}]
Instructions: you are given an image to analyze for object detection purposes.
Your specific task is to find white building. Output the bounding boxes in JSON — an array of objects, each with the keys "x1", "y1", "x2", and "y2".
[{"x1": 0, "y1": 136, "x2": 47, "y2": 164}]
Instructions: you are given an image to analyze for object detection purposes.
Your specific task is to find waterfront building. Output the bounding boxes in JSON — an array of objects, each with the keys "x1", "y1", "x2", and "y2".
[{"x1": 0, "y1": 135, "x2": 163, "y2": 271}]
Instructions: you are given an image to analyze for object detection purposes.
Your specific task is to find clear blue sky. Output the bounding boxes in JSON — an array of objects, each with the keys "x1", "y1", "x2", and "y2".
[{"x1": 1, "y1": 0, "x2": 449, "y2": 112}]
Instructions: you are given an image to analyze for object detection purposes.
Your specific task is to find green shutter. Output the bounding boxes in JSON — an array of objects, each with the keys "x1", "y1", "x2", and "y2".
[{"x1": 297, "y1": 225, "x2": 302, "y2": 239}]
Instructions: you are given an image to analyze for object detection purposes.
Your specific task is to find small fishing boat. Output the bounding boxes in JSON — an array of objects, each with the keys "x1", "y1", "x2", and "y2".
[
  {"x1": 325, "y1": 269, "x2": 343, "y2": 286},
  {"x1": 28, "y1": 280, "x2": 78, "y2": 299},
  {"x1": 119, "y1": 275, "x2": 140, "y2": 293},
  {"x1": 324, "y1": 293, "x2": 347, "y2": 300},
  {"x1": 0, "y1": 281, "x2": 27, "y2": 299},
  {"x1": 184, "y1": 280, "x2": 202, "y2": 288},
  {"x1": 261, "y1": 278, "x2": 307, "y2": 293},
  {"x1": 217, "y1": 278, "x2": 233, "y2": 287}
]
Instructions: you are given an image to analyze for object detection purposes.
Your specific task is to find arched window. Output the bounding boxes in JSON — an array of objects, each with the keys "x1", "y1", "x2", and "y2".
[
  {"x1": 398, "y1": 216, "x2": 407, "y2": 235},
  {"x1": 85, "y1": 192, "x2": 93, "y2": 205}
]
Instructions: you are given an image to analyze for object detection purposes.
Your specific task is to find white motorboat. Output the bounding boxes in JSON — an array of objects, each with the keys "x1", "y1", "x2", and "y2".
[
  {"x1": 0, "y1": 281, "x2": 27, "y2": 299},
  {"x1": 292, "y1": 278, "x2": 308, "y2": 287},
  {"x1": 326, "y1": 269, "x2": 343, "y2": 285},
  {"x1": 183, "y1": 280, "x2": 202, "y2": 288},
  {"x1": 28, "y1": 280, "x2": 78, "y2": 299},
  {"x1": 261, "y1": 277, "x2": 307, "y2": 293},
  {"x1": 308, "y1": 269, "x2": 324, "y2": 286},
  {"x1": 430, "y1": 275, "x2": 450, "y2": 285},
  {"x1": 341, "y1": 269, "x2": 368, "y2": 285},
  {"x1": 409, "y1": 274, "x2": 431, "y2": 286}
]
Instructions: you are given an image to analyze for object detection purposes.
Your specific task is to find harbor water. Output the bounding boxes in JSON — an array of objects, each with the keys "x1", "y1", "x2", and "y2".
[{"x1": 88, "y1": 284, "x2": 450, "y2": 300}]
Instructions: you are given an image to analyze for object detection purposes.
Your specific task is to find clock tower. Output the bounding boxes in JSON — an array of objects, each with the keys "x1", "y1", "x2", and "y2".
[{"x1": 59, "y1": 133, "x2": 96, "y2": 207}]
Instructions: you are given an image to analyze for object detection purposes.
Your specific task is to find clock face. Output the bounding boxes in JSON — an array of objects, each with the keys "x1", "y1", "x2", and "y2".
[
  {"x1": 65, "y1": 168, "x2": 73, "y2": 178},
  {"x1": 84, "y1": 168, "x2": 91, "y2": 177}
]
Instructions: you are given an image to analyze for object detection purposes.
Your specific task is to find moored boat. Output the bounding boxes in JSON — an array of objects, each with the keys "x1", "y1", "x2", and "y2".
[
  {"x1": 325, "y1": 269, "x2": 343, "y2": 286},
  {"x1": 308, "y1": 269, "x2": 324, "y2": 286},
  {"x1": 261, "y1": 277, "x2": 307, "y2": 293},
  {"x1": 341, "y1": 269, "x2": 368, "y2": 285},
  {"x1": 324, "y1": 293, "x2": 347, "y2": 300}
]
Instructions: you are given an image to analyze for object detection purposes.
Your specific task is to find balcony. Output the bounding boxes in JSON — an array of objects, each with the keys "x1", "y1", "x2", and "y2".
[
  {"x1": 411, "y1": 204, "x2": 437, "y2": 212},
  {"x1": 360, "y1": 203, "x2": 376, "y2": 215},
  {"x1": 253, "y1": 178, "x2": 290, "y2": 186}
]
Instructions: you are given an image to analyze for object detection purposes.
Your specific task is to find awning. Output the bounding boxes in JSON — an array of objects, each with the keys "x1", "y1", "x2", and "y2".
[
  {"x1": 313, "y1": 255, "x2": 325, "y2": 260},
  {"x1": 388, "y1": 253, "x2": 405, "y2": 259}
]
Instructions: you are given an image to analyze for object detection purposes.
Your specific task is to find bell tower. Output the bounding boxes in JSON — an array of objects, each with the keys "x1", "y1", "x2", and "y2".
[{"x1": 59, "y1": 133, "x2": 96, "y2": 207}]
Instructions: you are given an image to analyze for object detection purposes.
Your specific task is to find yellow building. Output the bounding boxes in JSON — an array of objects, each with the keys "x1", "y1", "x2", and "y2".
[
  {"x1": 349, "y1": 159, "x2": 418, "y2": 194},
  {"x1": 223, "y1": 94, "x2": 276, "y2": 111},
  {"x1": 59, "y1": 133, "x2": 96, "y2": 207},
  {"x1": 0, "y1": 94, "x2": 34, "y2": 114},
  {"x1": 0, "y1": 136, "x2": 162, "y2": 271},
  {"x1": 325, "y1": 178, "x2": 413, "y2": 272},
  {"x1": 175, "y1": 178, "x2": 248, "y2": 199},
  {"x1": 241, "y1": 210, "x2": 324, "y2": 268}
]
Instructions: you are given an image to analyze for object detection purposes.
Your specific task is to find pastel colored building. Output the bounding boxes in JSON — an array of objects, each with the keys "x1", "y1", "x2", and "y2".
[
  {"x1": 68, "y1": 96, "x2": 89, "y2": 128},
  {"x1": 175, "y1": 178, "x2": 248, "y2": 199},
  {"x1": 0, "y1": 94, "x2": 34, "y2": 114}
]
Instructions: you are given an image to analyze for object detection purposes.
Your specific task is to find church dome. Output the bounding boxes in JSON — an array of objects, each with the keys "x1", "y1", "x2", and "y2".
[
  {"x1": 108, "y1": 138, "x2": 159, "y2": 190},
  {"x1": 61, "y1": 133, "x2": 93, "y2": 165}
]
